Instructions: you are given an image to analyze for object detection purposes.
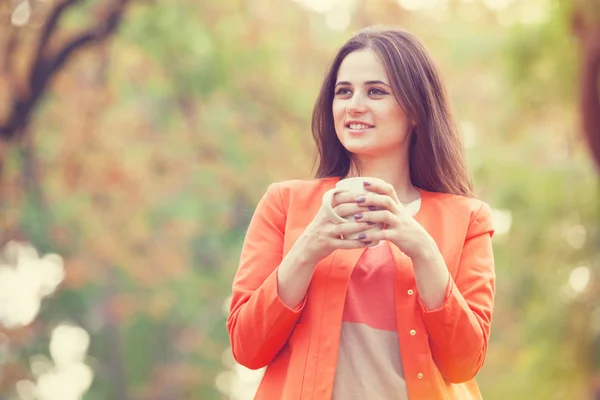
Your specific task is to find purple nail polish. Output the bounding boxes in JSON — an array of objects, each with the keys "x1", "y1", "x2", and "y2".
[
  {"x1": 368, "y1": 205, "x2": 377, "y2": 211},
  {"x1": 363, "y1": 181, "x2": 371, "y2": 186},
  {"x1": 354, "y1": 213, "x2": 363, "y2": 219},
  {"x1": 358, "y1": 233, "x2": 367, "y2": 240},
  {"x1": 356, "y1": 196, "x2": 366, "y2": 204}
]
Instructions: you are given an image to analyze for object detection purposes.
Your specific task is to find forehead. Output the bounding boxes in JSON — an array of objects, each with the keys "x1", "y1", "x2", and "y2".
[{"x1": 336, "y1": 49, "x2": 389, "y2": 83}]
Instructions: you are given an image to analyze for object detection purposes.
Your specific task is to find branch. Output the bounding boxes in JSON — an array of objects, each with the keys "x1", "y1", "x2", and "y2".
[
  {"x1": 34, "y1": 0, "x2": 83, "y2": 63},
  {"x1": 0, "y1": 0, "x2": 131, "y2": 141}
]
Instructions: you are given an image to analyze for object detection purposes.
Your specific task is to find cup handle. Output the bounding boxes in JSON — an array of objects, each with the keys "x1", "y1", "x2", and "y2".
[{"x1": 321, "y1": 188, "x2": 348, "y2": 224}]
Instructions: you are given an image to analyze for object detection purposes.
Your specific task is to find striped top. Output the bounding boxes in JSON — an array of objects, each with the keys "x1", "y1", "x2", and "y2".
[{"x1": 332, "y1": 242, "x2": 408, "y2": 399}]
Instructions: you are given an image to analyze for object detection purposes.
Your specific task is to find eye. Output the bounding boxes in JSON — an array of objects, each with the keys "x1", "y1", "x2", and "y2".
[
  {"x1": 369, "y1": 88, "x2": 389, "y2": 96},
  {"x1": 335, "y1": 87, "x2": 352, "y2": 96}
]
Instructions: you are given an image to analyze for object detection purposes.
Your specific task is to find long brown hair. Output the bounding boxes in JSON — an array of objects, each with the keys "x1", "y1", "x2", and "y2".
[{"x1": 311, "y1": 27, "x2": 473, "y2": 197}]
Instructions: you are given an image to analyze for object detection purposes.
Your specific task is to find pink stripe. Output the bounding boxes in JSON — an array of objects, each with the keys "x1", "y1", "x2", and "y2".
[{"x1": 342, "y1": 244, "x2": 397, "y2": 332}]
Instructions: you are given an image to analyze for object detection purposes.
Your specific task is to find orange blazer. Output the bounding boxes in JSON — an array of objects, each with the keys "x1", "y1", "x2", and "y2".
[{"x1": 227, "y1": 177, "x2": 495, "y2": 399}]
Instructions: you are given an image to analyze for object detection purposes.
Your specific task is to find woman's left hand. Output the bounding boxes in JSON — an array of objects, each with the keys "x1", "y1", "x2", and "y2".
[{"x1": 353, "y1": 179, "x2": 434, "y2": 260}]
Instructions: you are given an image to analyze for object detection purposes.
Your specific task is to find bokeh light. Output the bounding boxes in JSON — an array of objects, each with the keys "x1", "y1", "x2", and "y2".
[
  {"x1": 0, "y1": 242, "x2": 65, "y2": 329},
  {"x1": 18, "y1": 324, "x2": 93, "y2": 400}
]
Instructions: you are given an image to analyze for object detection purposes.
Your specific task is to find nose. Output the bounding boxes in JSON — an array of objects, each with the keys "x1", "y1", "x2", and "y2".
[{"x1": 346, "y1": 93, "x2": 367, "y2": 115}]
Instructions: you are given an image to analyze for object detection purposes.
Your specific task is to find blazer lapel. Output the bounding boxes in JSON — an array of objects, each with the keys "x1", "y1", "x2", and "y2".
[{"x1": 310, "y1": 246, "x2": 366, "y2": 399}]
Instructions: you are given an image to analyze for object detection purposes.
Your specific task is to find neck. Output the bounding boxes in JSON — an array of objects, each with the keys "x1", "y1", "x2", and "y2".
[{"x1": 346, "y1": 153, "x2": 420, "y2": 203}]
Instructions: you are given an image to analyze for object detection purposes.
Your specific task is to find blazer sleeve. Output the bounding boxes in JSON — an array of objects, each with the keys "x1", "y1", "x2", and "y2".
[
  {"x1": 419, "y1": 202, "x2": 495, "y2": 383},
  {"x1": 226, "y1": 183, "x2": 306, "y2": 370}
]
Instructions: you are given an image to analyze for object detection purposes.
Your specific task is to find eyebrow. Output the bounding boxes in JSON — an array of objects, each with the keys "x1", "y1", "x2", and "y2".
[{"x1": 334, "y1": 80, "x2": 391, "y2": 88}]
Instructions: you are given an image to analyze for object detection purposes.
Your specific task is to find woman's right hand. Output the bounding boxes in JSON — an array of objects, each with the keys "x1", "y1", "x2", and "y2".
[
  {"x1": 299, "y1": 190, "x2": 374, "y2": 266},
  {"x1": 276, "y1": 190, "x2": 373, "y2": 309}
]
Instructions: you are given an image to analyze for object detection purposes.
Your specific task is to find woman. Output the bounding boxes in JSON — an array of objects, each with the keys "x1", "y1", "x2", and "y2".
[{"x1": 227, "y1": 27, "x2": 495, "y2": 400}]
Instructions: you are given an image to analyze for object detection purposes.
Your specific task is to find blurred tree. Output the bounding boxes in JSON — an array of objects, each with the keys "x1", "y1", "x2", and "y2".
[
  {"x1": 495, "y1": 1, "x2": 600, "y2": 398},
  {"x1": 0, "y1": 0, "x2": 131, "y2": 167}
]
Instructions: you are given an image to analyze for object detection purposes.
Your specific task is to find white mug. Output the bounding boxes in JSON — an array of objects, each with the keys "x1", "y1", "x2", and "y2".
[{"x1": 321, "y1": 177, "x2": 384, "y2": 247}]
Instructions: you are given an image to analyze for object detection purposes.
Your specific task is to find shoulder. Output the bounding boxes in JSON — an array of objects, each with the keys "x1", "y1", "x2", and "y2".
[
  {"x1": 273, "y1": 177, "x2": 338, "y2": 192},
  {"x1": 426, "y1": 191, "x2": 490, "y2": 218},
  {"x1": 423, "y1": 190, "x2": 494, "y2": 237},
  {"x1": 257, "y1": 177, "x2": 338, "y2": 212},
  {"x1": 268, "y1": 177, "x2": 338, "y2": 202}
]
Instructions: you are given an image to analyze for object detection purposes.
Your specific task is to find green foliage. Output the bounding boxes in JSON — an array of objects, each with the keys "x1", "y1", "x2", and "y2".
[{"x1": 503, "y1": 0, "x2": 579, "y2": 110}]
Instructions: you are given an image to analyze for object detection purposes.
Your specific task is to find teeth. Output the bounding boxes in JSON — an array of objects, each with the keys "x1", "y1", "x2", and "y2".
[{"x1": 348, "y1": 123, "x2": 372, "y2": 130}]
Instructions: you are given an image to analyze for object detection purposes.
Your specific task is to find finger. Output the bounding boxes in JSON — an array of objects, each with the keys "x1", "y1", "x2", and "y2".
[
  {"x1": 356, "y1": 193, "x2": 399, "y2": 213},
  {"x1": 358, "y1": 210, "x2": 398, "y2": 226},
  {"x1": 333, "y1": 203, "x2": 366, "y2": 218},
  {"x1": 332, "y1": 191, "x2": 363, "y2": 207},
  {"x1": 351, "y1": 229, "x2": 391, "y2": 243},
  {"x1": 330, "y1": 221, "x2": 375, "y2": 236},
  {"x1": 330, "y1": 238, "x2": 374, "y2": 249},
  {"x1": 362, "y1": 179, "x2": 399, "y2": 202}
]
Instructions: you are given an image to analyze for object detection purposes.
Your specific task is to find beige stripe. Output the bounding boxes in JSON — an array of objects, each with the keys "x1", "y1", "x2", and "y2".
[{"x1": 333, "y1": 322, "x2": 409, "y2": 400}]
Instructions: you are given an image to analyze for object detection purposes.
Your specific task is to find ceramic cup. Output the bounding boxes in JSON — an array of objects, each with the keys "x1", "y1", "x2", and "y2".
[{"x1": 321, "y1": 177, "x2": 384, "y2": 247}]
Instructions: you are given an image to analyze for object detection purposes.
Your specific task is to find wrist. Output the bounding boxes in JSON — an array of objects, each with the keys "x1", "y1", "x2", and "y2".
[
  {"x1": 410, "y1": 236, "x2": 439, "y2": 265},
  {"x1": 291, "y1": 233, "x2": 319, "y2": 269}
]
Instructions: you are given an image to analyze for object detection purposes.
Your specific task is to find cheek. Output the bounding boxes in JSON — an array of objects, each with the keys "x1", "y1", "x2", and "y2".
[
  {"x1": 332, "y1": 102, "x2": 347, "y2": 136},
  {"x1": 378, "y1": 106, "x2": 409, "y2": 129},
  {"x1": 332, "y1": 101, "x2": 345, "y2": 121}
]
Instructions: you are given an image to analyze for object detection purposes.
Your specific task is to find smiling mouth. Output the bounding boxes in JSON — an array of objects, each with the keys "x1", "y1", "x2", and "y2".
[{"x1": 346, "y1": 123, "x2": 374, "y2": 130}]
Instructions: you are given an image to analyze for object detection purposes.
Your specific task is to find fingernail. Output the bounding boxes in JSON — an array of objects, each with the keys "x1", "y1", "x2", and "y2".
[
  {"x1": 358, "y1": 233, "x2": 367, "y2": 240},
  {"x1": 364, "y1": 241, "x2": 372, "y2": 245},
  {"x1": 354, "y1": 213, "x2": 363, "y2": 220},
  {"x1": 363, "y1": 181, "x2": 371, "y2": 186},
  {"x1": 367, "y1": 221, "x2": 375, "y2": 225},
  {"x1": 356, "y1": 196, "x2": 366, "y2": 204},
  {"x1": 368, "y1": 205, "x2": 377, "y2": 211}
]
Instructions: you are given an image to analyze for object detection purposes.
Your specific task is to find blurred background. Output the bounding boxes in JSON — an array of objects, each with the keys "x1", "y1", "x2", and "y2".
[{"x1": 0, "y1": 0, "x2": 599, "y2": 399}]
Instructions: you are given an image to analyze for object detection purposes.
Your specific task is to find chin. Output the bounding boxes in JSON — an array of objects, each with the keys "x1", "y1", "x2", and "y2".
[
  {"x1": 342, "y1": 143, "x2": 379, "y2": 157},
  {"x1": 342, "y1": 140, "x2": 405, "y2": 159},
  {"x1": 339, "y1": 133, "x2": 367, "y2": 144}
]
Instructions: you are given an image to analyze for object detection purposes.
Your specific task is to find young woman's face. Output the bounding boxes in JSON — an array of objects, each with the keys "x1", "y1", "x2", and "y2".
[{"x1": 332, "y1": 49, "x2": 412, "y2": 161}]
